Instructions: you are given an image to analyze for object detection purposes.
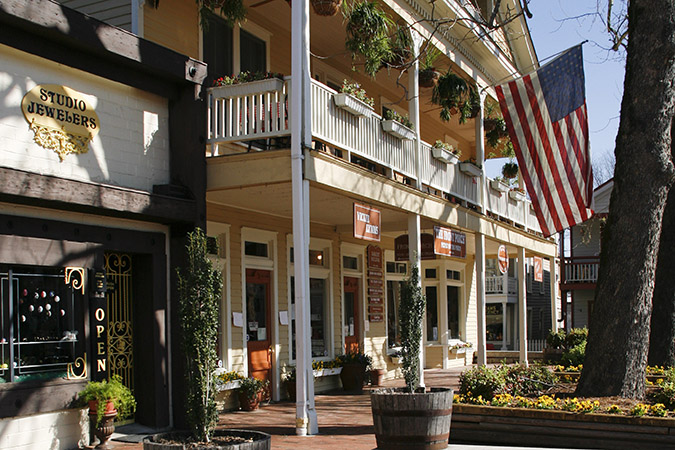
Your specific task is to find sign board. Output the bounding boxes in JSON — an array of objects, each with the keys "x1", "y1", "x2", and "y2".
[
  {"x1": 433, "y1": 226, "x2": 467, "y2": 258},
  {"x1": 89, "y1": 295, "x2": 109, "y2": 381},
  {"x1": 369, "y1": 296, "x2": 383, "y2": 304},
  {"x1": 22, "y1": 84, "x2": 100, "y2": 161},
  {"x1": 368, "y1": 269, "x2": 383, "y2": 278},
  {"x1": 354, "y1": 203, "x2": 381, "y2": 242},
  {"x1": 368, "y1": 278, "x2": 383, "y2": 287},
  {"x1": 369, "y1": 314, "x2": 384, "y2": 323},
  {"x1": 534, "y1": 256, "x2": 543, "y2": 282},
  {"x1": 498, "y1": 245, "x2": 509, "y2": 274},
  {"x1": 368, "y1": 287, "x2": 383, "y2": 296},
  {"x1": 369, "y1": 305, "x2": 384, "y2": 314},
  {"x1": 367, "y1": 245, "x2": 383, "y2": 269},
  {"x1": 394, "y1": 233, "x2": 435, "y2": 261}
]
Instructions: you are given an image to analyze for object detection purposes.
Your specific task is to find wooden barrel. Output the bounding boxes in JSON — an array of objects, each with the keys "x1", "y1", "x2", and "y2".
[{"x1": 371, "y1": 387, "x2": 453, "y2": 450}]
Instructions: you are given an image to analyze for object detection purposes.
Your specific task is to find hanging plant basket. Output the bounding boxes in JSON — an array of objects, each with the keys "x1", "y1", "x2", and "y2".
[
  {"x1": 311, "y1": 0, "x2": 342, "y2": 16},
  {"x1": 418, "y1": 69, "x2": 440, "y2": 88},
  {"x1": 502, "y1": 162, "x2": 519, "y2": 179}
]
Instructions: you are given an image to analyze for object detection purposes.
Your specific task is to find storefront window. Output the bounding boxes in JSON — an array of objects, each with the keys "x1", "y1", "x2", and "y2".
[
  {"x1": 1, "y1": 265, "x2": 84, "y2": 383},
  {"x1": 486, "y1": 303, "x2": 503, "y2": 342},
  {"x1": 386, "y1": 280, "x2": 404, "y2": 349},
  {"x1": 447, "y1": 286, "x2": 460, "y2": 339},
  {"x1": 426, "y1": 286, "x2": 438, "y2": 342},
  {"x1": 290, "y1": 277, "x2": 329, "y2": 359}
]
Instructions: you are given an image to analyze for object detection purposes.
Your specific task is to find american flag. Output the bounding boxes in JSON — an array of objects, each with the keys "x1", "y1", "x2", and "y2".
[{"x1": 496, "y1": 45, "x2": 593, "y2": 237}]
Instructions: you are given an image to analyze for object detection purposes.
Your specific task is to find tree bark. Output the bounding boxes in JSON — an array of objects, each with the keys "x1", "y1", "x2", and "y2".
[
  {"x1": 576, "y1": 0, "x2": 675, "y2": 399},
  {"x1": 649, "y1": 179, "x2": 675, "y2": 367}
]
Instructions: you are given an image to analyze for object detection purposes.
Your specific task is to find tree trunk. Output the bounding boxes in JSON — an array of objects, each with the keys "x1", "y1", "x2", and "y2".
[
  {"x1": 576, "y1": 0, "x2": 675, "y2": 399},
  {"x1": 649, "y1": 182, "x2": 675, "y2": 367}
]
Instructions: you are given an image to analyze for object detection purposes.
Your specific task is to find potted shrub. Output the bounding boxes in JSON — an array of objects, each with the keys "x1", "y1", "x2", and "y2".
[
  {"x1": 337, "y1": 351, "x2": 372, "y2": 392},
  {"x1": 381, "y1": 26, "x2": 412, "y2": 70},
  {"x1": 418, "y1": 47, "x2": 441, "y2": 88},
  {"x1": 78, "y1": 375, "x2": 136, "y2": 448},
  {"x1": 237, "y1": 377, "x2": 269, "y2": 411},
  {"x1": 344, "y1": 0, "x2": 394, "y2": 77},
  {"x1": 370, "y1": 265, "x2": 454, "y2": 448},
  {"x1": 431, "y1": 140, "x2": 460, "y2": 164},
  {"x1": 382, "y1": 109, "x2": 415, "y2": 140},
  {"x1": 334, "y1": 79, "x2": 375, "y2": 117},
  {"x1": 432, "y1": 72, "x2": 480, "y2": 123}
]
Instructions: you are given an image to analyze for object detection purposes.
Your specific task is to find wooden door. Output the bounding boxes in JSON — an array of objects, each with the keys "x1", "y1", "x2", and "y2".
[
  {"x1": 344, "y1": 277, "x2": 360, "y2": 353},
  {"x1": 246, "y1": 269, "x2": 272, "y2": 395}
]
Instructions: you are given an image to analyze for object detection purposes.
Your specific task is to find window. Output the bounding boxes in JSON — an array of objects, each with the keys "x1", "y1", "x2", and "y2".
[
  {"x1": 425, "y1": 286, "x2": 438, "y2": 341},
  {"x1": 202, "y1": 13, "x2": 233, "y2": 86},
  {"x1": 290, "y1": 248, "x2": 325, "y2": 266},
  {"x1": 386, "y1": 262, "x2": 407, "y2": 275},
  {"x1": 343, "y1": 256, "x2": 359, "y2": 270},
  {"x1": 447, "y1": 286, "x2": 460, "y2": 339},
  {"x1": 424, "y1": 268, "x2": 437, "y2": 279},
  {"x1": 240, "y1": 29, "x2": 266, "y2": 73},
  {"x1": 245, "y1": 241, "x2": 268, "y2": 257},
  {"x1": 1, "y1": 265, "x2": 84, "y2": 383},
  {"x1": 446, "y1": 270, "x2": 461, "y2": 281},
  {"x1": 386, "y1": 280, "x2": 404, "y2": 349},
  {"x1": 290, "y1": 277, "x2": 329, "y2": 358},
  {"x1": 486, "y1": 303, "x2": 503, "y2": 342}
]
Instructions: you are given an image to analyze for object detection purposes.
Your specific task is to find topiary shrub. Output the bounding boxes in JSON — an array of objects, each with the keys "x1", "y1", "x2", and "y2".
[
  {"x1": 505, "y1": 363, "x2": 558, "y2": 397},
  {"x1": 458, "y1": 365, "x2": 506, "y2": 401},
  {"x1": 561, "y1": 342, "x2": 586, "y2": 367}
]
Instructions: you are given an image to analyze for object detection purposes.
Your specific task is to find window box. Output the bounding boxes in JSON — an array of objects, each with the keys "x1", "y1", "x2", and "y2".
[
  {"x1": 490, "y1": 179, "x2": 510, "y2": 193},
  {"x1": 313, "y1": 367, "x2": 342, "y2": 377},
  {"x1": 431, "y1": 147, "x2": 460, "y2": 165},
  {"x1": 459, "y1": 162, "x2": 482, "y2": 177},
  {"x1": 211, "y1": 77, "x2": 284, "y2": 98},
  {"x1": 217, "y1": 379, "x2": 241, "y2": 391},
  {"x1": 382, "y1": 119, "x2": 415, "y2": 140},
  {"x1": 509, "y1": 189, "x2": 527, "y2": 202},
  {"x1": 334, "y1": 93, "x2": 374, "y2": 117}
]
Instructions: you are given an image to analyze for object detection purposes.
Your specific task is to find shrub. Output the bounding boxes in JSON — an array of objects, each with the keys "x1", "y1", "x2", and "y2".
[
  {"x1": 336, "y1": 351, "x2": 373, "y2": 369},
  {"x1": 561, "y1": 342, "x2": 586, "y2": 367},
  {"x1": 340, "y1": 80, "x2": 375, "y2": 107},
  {"x1": 565, "y1": 328, "x2": 588, "y2": 349},
  {"x1": 546, "y1": 329, "x2": 566, "y2": 350},
  {"x1": 78, "y1": 375, "x2": 136, "y2": 427},
  {"x1": 505, "y1": 363, "x2": 558, "y2": 397},
  {"x1": 238, "y1": 377, "x2": 269, "y2": 401},
  {"x1": 459, "y1": 365, "x2": 506, "y2": 401},
  {"x1": 652, "y1": 380, "x2": 675, "y2": 409},
  {"x1": 399, "y1": 265, "x2": 426, "y2": 392}
]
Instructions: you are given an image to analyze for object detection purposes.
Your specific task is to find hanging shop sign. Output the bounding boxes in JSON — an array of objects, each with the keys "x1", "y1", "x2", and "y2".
[
  {"x1": 433, "y1": 226, "x2": 466, "y2": 258},
  {"x1": 534, "y1": 256, "x2": 543, "y2": 282},
  {"x1": 367, "y1": 245, "x2": 383, "y2": 269},
  {"x1": 498, "y1": 245, "x2": 509, "y2": 274},
  {"x1": 369, "y1": 314, "x2": 384, "y2": 323},
  {"x1": 354, "y1": 203, "x2": 381, "y2": 242},
  {"x1": 21, "y1": 84, "x2": 100, "y2": 161},
  {"x1": 394, "y1": 233, "x2": 435, "y2": 261}
]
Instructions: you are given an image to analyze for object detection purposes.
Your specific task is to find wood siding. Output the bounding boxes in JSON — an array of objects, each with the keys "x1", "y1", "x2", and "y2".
[{"x1": 144, "y1": 0, "x2": 199, "y2": 59}]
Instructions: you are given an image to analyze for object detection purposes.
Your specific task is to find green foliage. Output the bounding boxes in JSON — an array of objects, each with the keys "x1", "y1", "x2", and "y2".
[
  {"x1": 546, "y1": 328, "x2": 566, "y2": 350},
  {"x1": 176, "y1": 228, "x2": 223, "y2": 442},
  {"x1": 501, "y1": 162, "x2": 519, "y2": 179},
  {"x1": 420, "y1": 46, "x2": 441, "y2": 71},
  {"x1": 565, "y1": 328, "x2": 589, "y2": 348},
  {"x1": 238, "y1": 377, "x2": 269, "y2": 400},
  {"x1": 340, "y1": 80, "x2": 375, "y2": 107},
  {"x1": 505, "y1": 364, "x2": 558, "y2": 397},
  {"x1": 78, "y1": 375, "x2": 136, "y2": 427},
  {"x1": 433, "y1": 140, "x2": 461, "y2": 157},
  {"x1": 561, "y1": 342, "x2": 586, "y2": 367},
  {"x1": 344, "y1": 0, "x2": 394, "y2": 77},
  {"x1": 432, "y1": 72, "x2": 479, "y2": 124},
  {"x1": 336, "y1": 351, "x2": 373, "y2": 369},
  {"x1": 458, "y1": 365, "x2": 507, "y2": 400},
  {"x1": 384, "y1": 109, "x2": 414, "y2": 129},
  {"x1": 399, "y1": 264, "x2": 426, "y2": 393},
  {"x1": 197, "y1": 0, "x2": 246, "y2": 30},
  {"x1": 651, "y1": 380, "x2": 675, "y2": 409},
  {"x1": 213, "y1": 71, "x2": 284, "y2": 87}
]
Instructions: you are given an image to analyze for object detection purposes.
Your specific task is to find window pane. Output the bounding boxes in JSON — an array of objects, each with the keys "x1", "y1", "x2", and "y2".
[
  {"x1": 203, "y1": 13, "x2": 233, "y2": 86},
  {"x1": 447, "y1": 286, "x2": 460, "y2": 339},
  {"x1": 244, "y1": 241, "x2": 268, "y2": 257},
  {"x1": 387, "y1": 280, "x2": 403, "y2": 348},
  {"x1": 309, "y1": 250, "x2": 324, "y2": 266},
  {"x1": 424, "y1": 268, "x2": 437, "y2": 279},
  {"x1": 290, "y1": 277, "x2": 328, "y2": 358},
  {"x1": 240, "y1": 29, "x2": 266, "y2": 73},
  {"x1": 486, "y1": 303, "x2": 503, "y2": 342},
  {"x1": 343, "y1": 256, "x2": 358, "y2": 270},
  {"x1": 425, "y1": 286, "x2": 438, "y2": 341}
]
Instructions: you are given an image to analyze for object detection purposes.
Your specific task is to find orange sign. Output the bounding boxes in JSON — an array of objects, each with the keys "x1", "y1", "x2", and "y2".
[
  {"x1": 498, "y1": 245, "x2": 509, "y2": 274},
  {"x1": 534, "y1": 257, "x2": 543, "y2": 282},
  {"x1": 433, "y1": 226, "x2": 466, "y2": 258},
  {"x1": 354, "y1": 203, "x2": 381, "y2": 242}
]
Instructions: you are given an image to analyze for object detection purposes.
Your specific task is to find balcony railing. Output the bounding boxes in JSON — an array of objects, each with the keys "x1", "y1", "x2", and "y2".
[
  {"x1": 561, "y1": 256, "x2": 599, "y2": 288},
  {"x1": 206, "y1": 78, "x2": 541, "y2": 234},
  {"x1": 486, "y1": 276, "x2": 517, "y2": 295}
]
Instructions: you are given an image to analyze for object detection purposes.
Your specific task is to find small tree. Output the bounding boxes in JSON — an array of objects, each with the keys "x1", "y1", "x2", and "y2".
[
  {"x1": 399, "y1": 264, "x2": 426, "y2": 393},
  {"x1": 176, "y1": 228, "x2": 222, "y2": 442}
]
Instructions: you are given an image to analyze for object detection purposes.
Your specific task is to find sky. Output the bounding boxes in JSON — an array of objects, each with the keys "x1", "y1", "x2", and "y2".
[{"x1": 484, "y1": 1, "x2": 626, "y2": 180}]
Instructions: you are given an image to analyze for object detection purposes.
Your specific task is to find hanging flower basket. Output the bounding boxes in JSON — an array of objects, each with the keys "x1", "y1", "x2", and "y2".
[
  {"x1": 502, "y1": 162, "x2": 519, "y2": 179},
  {"x1": 418, "y1": 69, "x2": 440, "y2": 88},
  {"x1": 311, "y1": 0, "x2": 342, "y2": 16}
]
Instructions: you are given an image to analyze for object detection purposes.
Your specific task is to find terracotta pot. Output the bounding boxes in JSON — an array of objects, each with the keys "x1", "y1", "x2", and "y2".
[
  {"x1": 370, "y1": 369, "x2": 386, "y2": 386},
  {"x1": 311, "y1": 0, "x2": 342, "y2": 16},
  {"x1": 238, "y1": 391, "x2": 262, "y2": 411},
  {"x1": 419, "y1": 69, "x2": 440, "y2": 88},
  {"x1": 340, "y1": 363, "x2": 367, "y2": 392},
  {"x1": 88, "y1": 400, "x2": 118, "y2": 450}
]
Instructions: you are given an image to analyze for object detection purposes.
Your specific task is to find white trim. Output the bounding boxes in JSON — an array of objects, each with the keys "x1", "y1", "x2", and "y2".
[
  {"x1": 384, "y1": 250, "x2": 407, "y2": 355},
  {"x1": 207, "y1": 221, "x2": 232, "y2": 370},
  {"x1": 340, "y1": 242, "x2": 366, "y2": 352},
  {"x1": 131, "y1": 0, "x2": 144, "y2": 37}
]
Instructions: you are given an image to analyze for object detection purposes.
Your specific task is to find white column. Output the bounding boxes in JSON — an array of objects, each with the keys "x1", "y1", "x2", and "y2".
[
  {"x1": 476, "y1": 90, "x2": 487, "y2": 214},
  {"x1": 518, "y1": 247, "x2": 528, "y2": 365},
  {"x1": 549, "y1": 256, "x2": 559, "y2": 331},
  {"x1": 475, "y1": 234, "x2": 487, "y2": 366},
  {"x1": 409, "y1": 32, "x2": 421, "y2": 189},
  {"x1": 291, "y1": 0, "x2": 317, "y2": 436},
  {"x1": 440, "y1": 264, "x2": 449, "y2": 369},
  {"x1": 408, "y1": 213, "x2": 424, "y2": 387},
  {"x1": 501, "y1": 301, "x2": 507, "y2": 350}
]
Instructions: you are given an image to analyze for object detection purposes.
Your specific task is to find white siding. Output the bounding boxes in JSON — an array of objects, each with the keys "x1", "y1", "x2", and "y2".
[
  {"x1": 0, "y1": 409, "x2": 88, "y2": 450},
  {"x1": 58, "y1": 0, "x2": 132, "y2": 31},
  {"x1": 0, "y1": 44, "x2": 170, "y2": 192}
]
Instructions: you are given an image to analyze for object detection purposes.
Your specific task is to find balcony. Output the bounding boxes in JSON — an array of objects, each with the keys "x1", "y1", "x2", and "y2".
[
  {"x1": 560, "y1": 256, "x2": 599, "y2": 290},
  {"x1": 486, "y1": 276, "x2": 517, "y2": 295},
  {"x1": 206, "y1": 78, "x2": 541, "y2": 234}
]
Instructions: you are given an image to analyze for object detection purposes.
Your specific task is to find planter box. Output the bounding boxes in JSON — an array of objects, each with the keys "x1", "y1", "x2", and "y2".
[
  {"x1": 490, "y1": 179, "x2": 510, "y2": 193},
  {"x1": 333, "y1": 93, "x2": 373, "y2": 117},
  {"x1": 313, "y1": 367, "x2": 342, "y2": 377},
  {"x1": 509, "y1": 189, "x2": 527, "y2": 202},
  {"x1": 381, "y1": 119, "x2": 415, "y2": 140},
  {"x1": 217, "y1": 379, "x2": 242, "y2": 391},
  {"x1": 459, "y1": 162, "x2": 482, "y2": 177},
  {"x1": 211, "y1": 78, "x2": 284, "y2": 98},
  {"x1": 431, "y1": 147, "x2": 460, "y2": 164},
  {"x1": 452, "y1": 404, "x2": 675, "y2": 449}
]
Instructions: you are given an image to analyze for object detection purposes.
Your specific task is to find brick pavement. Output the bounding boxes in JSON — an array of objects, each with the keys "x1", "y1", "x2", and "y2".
[{"x1": 102, "y1": 368, "x2": 464, "y2": 450}]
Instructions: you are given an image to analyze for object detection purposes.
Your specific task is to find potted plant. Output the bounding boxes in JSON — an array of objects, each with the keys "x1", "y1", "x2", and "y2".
[
  {"x1": 432, "y1": 72, "x2": 480, "y2": 123},
  {"x1": 282, "y1": 367, "x2": 296, "y2": 401},
  {"x1": 78, "y1": 375, "x2": 136, "y2": 448},
  {"x1": 344, "y1": 0, "x2": 394, "y2": 77},
  {"x1": 212, "y1": 71, "x2": 285, "y2": 97},
  {"x1": 334, "y1": 79, "x2": 375, "y2": 117},
  {"x1": 337, "y1": 351, "x2": 372, "y2": 392},
  {"x1": 311, "y1": 0, "x2": 342, "y2": 16},
  {"x1": 382, "y1": 109, "x2": 415, "y2": 140},
  {"x1": 381, "y1": 26, "x2": 412, "y2": 70},
  {"x1": 418, "y1": 47, "x2": 441, "y2": 88},
  {"x1": 370, "y1": 265, "x2": 454, "y2": 448},
  {"x1": 502, "y1": 161, "x2": 519, "y2": 179},
  {"x1": 490, "y1": 176, "x2": 511, "y2": 193},
  {"x1": 509, "y1": 187, "x2": 527, "y2": 202},
  {"x1": 431, "y1": 140, "x2": 460, "y2": 164},
  {"x1": 459, "y1": 157, "x2": 482, "y2": 177},
  {"x1": 237, "y1": 377, "x2": 269, "y2": 411}
]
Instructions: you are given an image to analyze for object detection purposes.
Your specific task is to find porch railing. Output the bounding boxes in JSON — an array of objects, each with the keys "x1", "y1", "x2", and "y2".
[
  {"x1": 206, "y1": 78, "x2": 541, "y2": 234},
  {"x1": 486, "y1": 276, "x2": 517, "y2": 295},
  {"x1": 561, "y1": 256, "x2": 600, "y2": 287}
]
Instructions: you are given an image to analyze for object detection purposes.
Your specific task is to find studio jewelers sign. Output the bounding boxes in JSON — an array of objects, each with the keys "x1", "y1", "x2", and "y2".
[{"x1": 21, "y1": 84, "x2": 100, "y2": 161}]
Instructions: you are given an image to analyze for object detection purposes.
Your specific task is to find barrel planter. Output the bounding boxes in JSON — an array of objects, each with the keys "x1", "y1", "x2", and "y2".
[
  {"x1": 143, "y1": 430, "x2": 271, "y2": 450},
  {"x1": 371, "y1": 387, "x2": 454, "y2": 449}
]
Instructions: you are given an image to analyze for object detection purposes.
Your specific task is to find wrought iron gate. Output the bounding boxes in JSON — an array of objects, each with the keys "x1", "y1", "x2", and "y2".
[{"x1": 105, "y1": 253, "x2": 134, "y2": 392}]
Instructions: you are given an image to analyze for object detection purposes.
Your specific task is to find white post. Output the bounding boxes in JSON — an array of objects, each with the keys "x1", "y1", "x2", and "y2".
[
  {"x1": 549, "y1": 256, "x2": 559, "y2": 331},
  {"x1": 291, "y1": 0, "x2": 317, "y2": 436},
  {"x1": 501, "y1": 300, "x2": 507, "y2": 351},
  {"x1": 408, "y1": 213, "x2": 424, "y2": 387},
  {"x1": 409, "y1": 31, "x2": 421, "y2": 189},
  {"x1": 518, "y1": 247, "x2": 528, "y2": 365},
  {"x1": 475, "y1": 234, "x2": 487, "y2": 366}
]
